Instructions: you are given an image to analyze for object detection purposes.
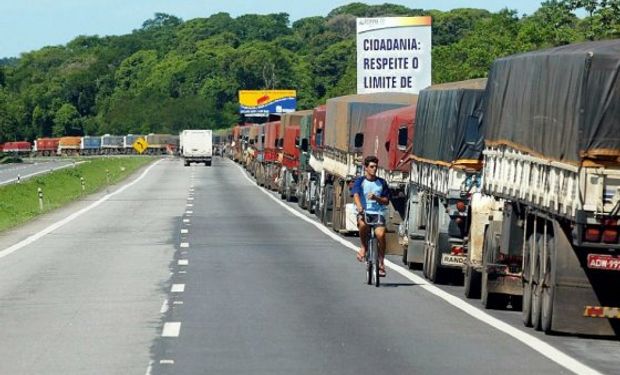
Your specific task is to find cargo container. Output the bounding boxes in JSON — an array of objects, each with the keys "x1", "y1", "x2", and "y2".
[
  {"x1": 58, "y1": 137, "x2": 81, "y2": 156},
  {"x1": 261, "y1": 121, "x2": 281, "y2": 190},
  {"x1": 278, "y1": 125, "x2": 300, "y2": 201},
  {"x1": 145, "y1": 134, "x2": 177, "y2": 155},
  {"x1": 35, "y1": 138, "x2": 60, "y2": 157},
  {"x1": 81, "y1": 136, "x2": 102, "y2": 155},
  {"x1": 3, "y1": 141, "x2": 32, "y2": 155}
]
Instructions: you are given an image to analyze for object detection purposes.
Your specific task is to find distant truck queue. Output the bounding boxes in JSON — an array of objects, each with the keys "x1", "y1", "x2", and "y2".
[{"x1": 217, "y1": 40, "x2": 620, "y2": 337}]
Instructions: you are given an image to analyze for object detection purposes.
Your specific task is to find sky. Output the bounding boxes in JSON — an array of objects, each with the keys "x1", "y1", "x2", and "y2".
[{"x1": 0, "y1": 0, "x2": 546, "y2": 59}]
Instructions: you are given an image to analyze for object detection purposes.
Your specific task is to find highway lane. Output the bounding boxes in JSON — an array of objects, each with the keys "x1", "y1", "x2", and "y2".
[
  {"x1": 0, "y1": 159, "x2": 79, "y2": 185},
  {"x1": 0, "y1": 158, "x2": 185, "y2": 374},
  {"x1": 149, "y1": 157, "x2": 597, "y2": 375},
  {"x1": 0, "y1": 156, "x2": 617, "y2": 374}
]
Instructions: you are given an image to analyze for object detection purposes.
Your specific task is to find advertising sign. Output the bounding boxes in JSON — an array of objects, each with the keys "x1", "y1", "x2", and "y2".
[
  {"x1": 357, "y1": 17, "x2": 432, "y2": 94},
  {"x1": 239, "y1": 90, "x2": 297, "y2": 116}
]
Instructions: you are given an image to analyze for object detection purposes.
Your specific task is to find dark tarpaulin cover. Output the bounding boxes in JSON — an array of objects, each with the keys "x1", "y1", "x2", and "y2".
[
  {"x1": 484, "y1": 40, "x2": 620, "y2": 163},
  {"x1": 413, "y1": 87, "x2": 485, "y2": 164}
]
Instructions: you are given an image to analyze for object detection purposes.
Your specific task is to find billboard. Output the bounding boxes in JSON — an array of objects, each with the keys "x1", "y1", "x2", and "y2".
[
  {"x1": 239, "y1": 90, "x2": 297, "y2": 116},
  {"x1": 357, "y1": 17, "x2": 432, "y2": 94}
]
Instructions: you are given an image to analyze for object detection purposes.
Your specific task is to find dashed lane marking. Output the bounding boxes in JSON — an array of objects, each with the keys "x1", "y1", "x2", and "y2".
[
  {"x1": 171, "y1": 284, "x2": 185, "y2": 292},
  {"x1": 162, "y1": 322, "x2": 181, "y2": 337},
  {"x1": 181, "y1": 229, "x2": 189, "y2": 234},
  {"x1": 183, "y1": 219, "x2": 190, "y2": 223},
  {"x1": 159, "y1": 360, "x2": 175, "y2": 364},
  {"x1": 178, "y1": 259, "x2": 189, "y2": 266},
  {"x1": 180, "y1": 242, "x2": 189, "y2": 248}
]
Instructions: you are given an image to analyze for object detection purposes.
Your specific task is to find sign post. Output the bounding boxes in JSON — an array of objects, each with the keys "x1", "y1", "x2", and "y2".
[{"x1": 357, "y1": 17, "x2": 432, "y2": 94}]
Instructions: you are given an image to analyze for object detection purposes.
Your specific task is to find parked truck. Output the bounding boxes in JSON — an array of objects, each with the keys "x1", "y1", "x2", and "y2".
[
  {"x1": 320, "y1": 93, "x2": 417, "y2": 234},
  {"x1": 181, "y1": 129, "x2": 213, "y2": 166},
  {"x1": 401, "y1": 80, "x2": 487, "y2": 288},
  {"x1": 277, "y1": 110, "x2": 313, "y2": 202},
  {"x1": 474, "y1": 41, "x2": 620, "y2": 335}
]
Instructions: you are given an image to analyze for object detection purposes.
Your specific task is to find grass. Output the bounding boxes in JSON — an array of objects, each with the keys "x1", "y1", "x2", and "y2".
[{"x1": 0, "y1": 157, "x2": 155, "y2": 232}]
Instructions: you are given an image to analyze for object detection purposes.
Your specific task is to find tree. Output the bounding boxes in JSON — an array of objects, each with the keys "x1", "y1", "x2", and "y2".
[{"x1": 53, "y1": 103, "x2": 82, "y2": 136}]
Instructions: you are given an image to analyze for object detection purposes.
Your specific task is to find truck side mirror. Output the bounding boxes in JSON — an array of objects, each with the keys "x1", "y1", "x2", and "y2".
[
  {"x1": 397, "y1": 126, "x2": 408, "y2": 150},
  {"x1": 354, "y1": 133, "x2": 364, "y2": 148}
]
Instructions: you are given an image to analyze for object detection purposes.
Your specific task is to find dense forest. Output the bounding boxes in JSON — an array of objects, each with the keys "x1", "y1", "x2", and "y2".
[{"x1": 0, "y1": 1, "x2": 619, "y2": 142}]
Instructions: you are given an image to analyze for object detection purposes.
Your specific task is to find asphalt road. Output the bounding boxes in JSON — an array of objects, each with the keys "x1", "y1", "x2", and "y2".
[
  {"x1": 0, "y1": 156, "x2": 618, "y2": 375},
  {"x1": 0, "y1": 160, "x2": 78, "y2": 185}
]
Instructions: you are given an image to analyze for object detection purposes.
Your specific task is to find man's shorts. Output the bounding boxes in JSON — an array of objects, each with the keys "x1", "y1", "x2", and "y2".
[{"x1": 357, "y1": 212, "x2": 386, "y2": 227}]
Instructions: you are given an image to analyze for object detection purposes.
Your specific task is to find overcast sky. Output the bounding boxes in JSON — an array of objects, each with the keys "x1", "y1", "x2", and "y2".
[{"x1": 1, "y1": 0, "x2": 547, "y2": 58}]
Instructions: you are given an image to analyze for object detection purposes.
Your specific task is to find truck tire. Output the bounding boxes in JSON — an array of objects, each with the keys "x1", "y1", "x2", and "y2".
[
  {"x1": 481, "y1": 224, "x2": 507, "y2": 309},
  {"x1": 464, "y1": 265, "x2": 481, "y2": 299},
  {"x1": 541, "y1": 233, "x2": 556, "y2": 333},
  {"x1": 531, "y1": 236, "x2": 544, "y2": 331},
  {"x1": 184, "y1": 161, "x2": 190, "y2": 167},
  {"x1": 522, "y1": 232, "x2": 539, "y2": 327}
]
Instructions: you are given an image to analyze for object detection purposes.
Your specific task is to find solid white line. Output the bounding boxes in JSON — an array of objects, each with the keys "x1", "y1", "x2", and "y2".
[
  {"x1": 145, "y1": 360, "x2": 154, "y2": 375},
  {"x1": 178, "y1": 259, "x2": 188, "y2": 266},
  {"x1": 0, "y1": 161, "x2": 88, "y2": 186},
  {"x1": 180, "y1": 242, "x2": 189, "y2": 248},
  {"x1": 181, "y1": 229, "x2": 188, "y2": 234},
  {"x1": 160, "y1": 299, "x2": 169, "y2": 314},
  {"x1": 231, "y1": 160, "x2": 602, "y2": 375},
  {"x1": 162, "y1": 322, "x2": 181, "y2": 337},
  {"x1": 171, "y1": 284, "x2": 185, "y2": 292},
  {"x1": 0, "y1": 160, "x2": 163, "y2": 259}
]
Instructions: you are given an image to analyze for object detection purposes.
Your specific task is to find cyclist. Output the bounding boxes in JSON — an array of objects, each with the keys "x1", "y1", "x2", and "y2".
[{"x1": 352, "y1": 155, "x2": 390, "y2": 277}]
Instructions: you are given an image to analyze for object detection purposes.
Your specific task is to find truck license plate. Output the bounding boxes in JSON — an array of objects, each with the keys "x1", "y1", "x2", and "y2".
[
  {"x1": 587, "y1": 254, "x2": 620, "y2": 271},
  {"x1": 441, "y1": 254, "x2": 466, "y2": 267}
]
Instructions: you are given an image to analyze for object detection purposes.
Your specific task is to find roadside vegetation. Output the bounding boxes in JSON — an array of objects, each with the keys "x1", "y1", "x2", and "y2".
[
  {"x1": 0, "y1": 157, "x2": 154, "y2": 231},
  {"x1": 0, "y1": 1, "x2": 618, "y2": 142}
]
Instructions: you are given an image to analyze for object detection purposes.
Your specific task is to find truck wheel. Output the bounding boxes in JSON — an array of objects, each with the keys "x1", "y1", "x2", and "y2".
[
  {"x1": 541, "y1": 233, "x2": 555, "y2": 333},
  {"x1": 531, "y1": 236, "x2": 544, "y2": 331},
  {"x1": 522, "y1": 233, "x2": 539, "y2": 327},
  {"x1": 206, "y1": 161, "x2": 211, "y2": 166},
  {"x1": 481, "y1": 224, "x2": 506, "y2": 309},
  {"x1": 184, "y1": 161, "x2": 189, "y2": 167},
  {"x1": 464, "y1": 265, "x2": 481, "y2": 299}
]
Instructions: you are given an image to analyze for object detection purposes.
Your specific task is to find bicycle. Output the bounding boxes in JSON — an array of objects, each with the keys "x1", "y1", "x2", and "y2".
[{"x1": 363, "y1": 212, "x2": 386, "y2": 287}]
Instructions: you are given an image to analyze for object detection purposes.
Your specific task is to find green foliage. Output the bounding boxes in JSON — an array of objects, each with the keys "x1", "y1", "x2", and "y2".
[{"x1": 0, "y1": 3, "x2": 612, "y2": 141}]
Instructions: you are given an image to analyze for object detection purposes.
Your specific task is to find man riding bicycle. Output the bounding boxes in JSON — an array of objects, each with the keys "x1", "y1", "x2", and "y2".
[{"x1": 352, "y1": 155, "x2": 390, "y2": 277}]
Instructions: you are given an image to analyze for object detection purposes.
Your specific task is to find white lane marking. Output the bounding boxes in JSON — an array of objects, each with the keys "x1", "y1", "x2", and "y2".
[
  {"x1": 186, "y1": 204, "x2": 193, "y2": 207},
  {"x1": 160, "y1": 299, "x2": 169, "y2": 314},
  {"x1": 159, "y1": 359, "x2": 175, "y2": 364},
  {"x1": 162, "y1": 322, "x2": 181, "y2": 337},
  {"x1": 0, "y1": 161, "x2": 88, "y2": 186},
  {"x1": 188, "y1": 197, "x2": 194, "y2": 201},
  {"x1": 0, "y1": 160, "x2": 163, "y2": 259},
  {"x1": 183, "y1": 219, "x2": 190, "y2": 223},
  {"x1": 178, "y1": 259, "x2": 188, "y2": 266},
  {"x1": 181, "y1": 229, "x2": 189, "y2": 234},
  {"x1": 179, "y1": 270, "x2": 187, "y2": 274},
  {"x1": 186, "y1": 210, "x2": 193, "y2": 214},
  {"x1": 145, "y1": 360, "x2": 154, "y2": 375},
  {"x1": 173, "y1": 301, "x2": 184, "y2": 305},
  {"x1": 180, "y1": 242, "x2": 189, "y2": 248},
  {"x1": 171, "y1": 284, "x2": 185, "y2": 292},
  {"x1": 232, "y1": 160, "x2": 602, "y2": 375}
]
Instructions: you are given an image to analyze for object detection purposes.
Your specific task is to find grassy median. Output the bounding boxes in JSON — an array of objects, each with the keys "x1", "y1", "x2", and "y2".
[{"x1": 0, "y1": 157, "x2": 155, "y2": 232}]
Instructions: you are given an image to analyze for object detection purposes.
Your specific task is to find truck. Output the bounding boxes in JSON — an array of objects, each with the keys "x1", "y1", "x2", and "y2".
[
  {"x1": 471, "y1": 41, "x2": 620, "y2": 335},
  {"x1": 363, "y1": 104, "x2": 418, "y2": 256},
  {"x1": 34, "y1": 138, "x2": 60, "y2": 157},
  {"x1": 277, "y1": 110, "x2": 313, "y2": 202},
  {"x1": 401, "y1": 80, "x2": 487, "y2": 285},
  {"x1": 295, "y1": 110, "x2": 316, "y2": 211},
  {"x1": 81, "y1": 136, "x2": 102, "y2": 155},
  {"x1": 319, "y1": 93, "x2": 417, "y2": 235},
  {"x1": 181, "y1": 130, "x2": 213, "y2": 166}
]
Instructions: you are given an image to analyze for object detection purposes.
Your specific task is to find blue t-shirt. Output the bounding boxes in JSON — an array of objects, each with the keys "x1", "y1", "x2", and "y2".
[{"x1": 351, "y1": 176, "x2": 390, "y2": 214}]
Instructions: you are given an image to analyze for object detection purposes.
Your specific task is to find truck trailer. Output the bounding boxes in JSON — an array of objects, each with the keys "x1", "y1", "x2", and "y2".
[{"x1": 476, "y1": 41, "x2": 620, "y2": 335}]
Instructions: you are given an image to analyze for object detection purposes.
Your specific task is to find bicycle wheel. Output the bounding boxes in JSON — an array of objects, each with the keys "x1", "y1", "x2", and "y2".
[
  {"x1": 372, "y1": 238, "x2": 380, "y2": 287},
  {"x1": 366, "y1": 238, "x2": 374, "y2": 285}
]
